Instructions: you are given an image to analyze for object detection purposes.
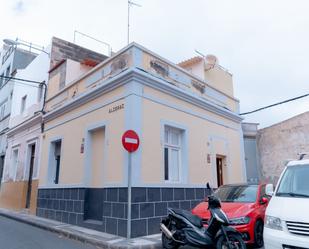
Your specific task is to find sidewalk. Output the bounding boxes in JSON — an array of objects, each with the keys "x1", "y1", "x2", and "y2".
[{"x1": 0, "y1": 208, "x2": 162, "y2": 249}]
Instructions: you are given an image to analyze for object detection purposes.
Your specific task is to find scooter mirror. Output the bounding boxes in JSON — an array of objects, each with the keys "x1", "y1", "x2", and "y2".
[{"x1": 206, "y1": 182, "x2": 211, "y2": 189}]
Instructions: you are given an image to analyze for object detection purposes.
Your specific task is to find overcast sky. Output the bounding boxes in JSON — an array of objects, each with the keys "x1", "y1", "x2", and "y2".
[{"x1": 1, "y1": 0, "x2": 309, "y2": 128}]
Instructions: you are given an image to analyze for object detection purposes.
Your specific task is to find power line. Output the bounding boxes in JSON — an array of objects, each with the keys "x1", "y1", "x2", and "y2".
[
  {"x1": 7, "y1": 80, "x2": 41, "y2": 89},
  {"x1": 0, "y1": 75, "x2": 47, "y2": 114},
  {"x1": 0, "y1": 75, "x2": 43, "y2": 84},
  {"x1": 0, "y1": 75, "x2": 43, "y2": 88},
  {"x1": 240, "y1": 93, "x2": 309, "y2": 115}
]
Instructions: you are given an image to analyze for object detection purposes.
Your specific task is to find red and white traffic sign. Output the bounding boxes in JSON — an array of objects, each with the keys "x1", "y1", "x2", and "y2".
[{"x1": 122, "y1": 130, "x2": 140, "y2": 153}]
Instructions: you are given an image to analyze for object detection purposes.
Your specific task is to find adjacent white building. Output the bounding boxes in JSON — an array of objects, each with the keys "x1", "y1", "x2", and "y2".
[
  {"x1": 0, "y1": 41, "x2": 37, "y2": 184},
  {"x1": 0, "y1": 37, "x2": 107, "y2": 213}
]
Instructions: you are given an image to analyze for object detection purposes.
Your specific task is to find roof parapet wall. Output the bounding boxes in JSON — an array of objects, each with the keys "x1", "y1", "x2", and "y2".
[{"x1": 45, "y1": 42, "x2": 240, "y2": 115}]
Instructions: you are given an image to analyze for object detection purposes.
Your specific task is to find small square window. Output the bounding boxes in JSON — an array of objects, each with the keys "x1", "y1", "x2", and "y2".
[{"x1": 20, "y1": 95, "x2": 27, "y2": 114}]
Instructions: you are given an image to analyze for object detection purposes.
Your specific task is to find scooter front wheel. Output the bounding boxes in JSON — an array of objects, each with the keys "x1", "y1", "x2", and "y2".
[
  {"x1": 162, "y1": 233, "x2": 180, "y2": 249},
  {"x1": 216, "y1": 233, "x2": 246, "y2": 249}
]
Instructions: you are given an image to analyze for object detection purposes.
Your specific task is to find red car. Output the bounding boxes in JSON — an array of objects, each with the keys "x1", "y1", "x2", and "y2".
[{"x1": 192, "y1": 183, "x2": 270, "y2": 248}]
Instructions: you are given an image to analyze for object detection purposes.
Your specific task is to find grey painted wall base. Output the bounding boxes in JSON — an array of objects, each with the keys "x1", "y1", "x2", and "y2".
[{"x1": 37, "y1": 187, "x2": 210, "y2": 238}]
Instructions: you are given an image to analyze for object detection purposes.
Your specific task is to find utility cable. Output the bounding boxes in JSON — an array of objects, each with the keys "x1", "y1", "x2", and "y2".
[
  {"x1": 0, "y1": 75, "x2": 43, "y2": 84},
  {"x1": 0, "y1": 75, "x2": 47, "y2": 113},
  {"x1": 240, "y1": 93, "x2": 309, "y2": 115}
]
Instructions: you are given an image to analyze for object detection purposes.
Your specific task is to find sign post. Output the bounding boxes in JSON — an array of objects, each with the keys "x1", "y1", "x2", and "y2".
[{"x1": 122, "y1": 130, "x2": 140, "y2": 239}]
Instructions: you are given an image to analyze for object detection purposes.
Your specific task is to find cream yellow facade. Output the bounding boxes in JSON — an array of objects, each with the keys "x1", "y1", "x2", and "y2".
[
  {"x1": 39, "y1": 93, "x2": 125, "y2": 187},
  {"x1": 141, "y1": 86, "x2": 244, "y2": 186},
  {"x1": 36, "y1": 42, "x2": 246, "y2": 238}
]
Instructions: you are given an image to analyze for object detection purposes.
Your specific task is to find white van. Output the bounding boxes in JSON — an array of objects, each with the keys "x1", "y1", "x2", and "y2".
[{"x1": 264, "y1": 158, "x2": 309, "y2": 249}]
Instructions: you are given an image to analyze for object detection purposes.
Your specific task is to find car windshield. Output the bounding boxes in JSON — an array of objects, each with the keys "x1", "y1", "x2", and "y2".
[
  {"x1": 276, "y1": 165, "x2": 309, "y2": 198},
  {"x1": 214, "y1": 185, "x2": 258, "y2": 203}
]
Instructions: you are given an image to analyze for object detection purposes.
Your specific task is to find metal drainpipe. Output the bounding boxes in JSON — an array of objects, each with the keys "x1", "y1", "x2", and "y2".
[
  {"x1": 39, "y1": 81, "x2": 47, "y2": 133},
  {"x1": 39, "y1": 81, "x2": 47, "y2": 114}
]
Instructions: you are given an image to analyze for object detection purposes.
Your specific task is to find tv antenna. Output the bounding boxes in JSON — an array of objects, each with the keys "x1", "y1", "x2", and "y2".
[
  {"x1": 128, "y1": 0, "x2": 142, "y2": 45},
  {"x1": 195, "y1": 49, "x2": 206, "y2": 58}
]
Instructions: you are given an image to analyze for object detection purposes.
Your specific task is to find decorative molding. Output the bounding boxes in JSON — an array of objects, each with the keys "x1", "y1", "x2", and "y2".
[
  {"x1": 131, "y1": 42, "x2": 238, "y2": 102},
  {"x1": 160, "y1": 120, "x2": 189, "y2": 184},
  {"x1": 132, "y1": 69, "x2": 243, "y2": 123},
  {"x1": 83, "y1": 121, "x2": 108, "y2": 187},
  {"x1": 38, "y1": 184, "x2": 85, "y2": 189},
  {"x1": 44, "y1": 69, "x2": 242, "y2": 125},
  {"x1": 124, "y1": 82, "x2": 143, "y2": 186},
  {"x1": 44, "y1": 94, "x2": 126, "y2": 132},
  {"x1": 45, "y1": 42, "x2": 238, "y2": 109},
  {"x1": 6, "y1": 113, "x2": 42, "y2": 137}
]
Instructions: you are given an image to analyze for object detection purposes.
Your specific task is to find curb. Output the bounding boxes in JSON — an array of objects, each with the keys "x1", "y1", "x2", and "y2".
[
  {"x1": 0, "y1": 211, "x2": 109, "y2": 248},
  {"x1": 0, "y1": 210, "x2": 162, "y2": 249}
]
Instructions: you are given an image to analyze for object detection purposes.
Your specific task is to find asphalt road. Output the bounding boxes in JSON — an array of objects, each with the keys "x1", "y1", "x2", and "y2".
[
  {"x1": 0, "y1": 216, "x2": 98, "y2": 249},
  {"x1": 0, "y1": 216, "x2": 264, "y2": 249}
]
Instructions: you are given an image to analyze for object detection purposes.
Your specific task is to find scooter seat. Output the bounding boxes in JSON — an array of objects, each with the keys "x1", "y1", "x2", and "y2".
[{"x1": 172, "y1": 209, "x2": 203, "y2": 228}]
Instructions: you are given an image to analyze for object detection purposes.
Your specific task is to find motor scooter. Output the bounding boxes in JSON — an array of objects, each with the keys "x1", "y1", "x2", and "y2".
[{"x1": 160, "y1": 183, "x2": 246, "y2": 249}]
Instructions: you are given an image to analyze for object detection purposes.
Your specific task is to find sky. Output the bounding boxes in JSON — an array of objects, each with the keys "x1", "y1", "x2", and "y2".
[{"x1": 1, "y1": 0, "x2": 309, "y2": 128}]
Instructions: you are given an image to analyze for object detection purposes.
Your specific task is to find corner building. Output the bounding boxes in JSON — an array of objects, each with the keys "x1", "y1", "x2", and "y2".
[{"x1": 37, "y1": 43, "x2": 246, "y2": 238}]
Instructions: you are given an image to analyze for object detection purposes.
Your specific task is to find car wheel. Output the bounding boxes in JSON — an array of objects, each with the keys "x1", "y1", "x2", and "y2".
[{"x1": 254, "y1": 220, "x2": 264, "y2": 248}]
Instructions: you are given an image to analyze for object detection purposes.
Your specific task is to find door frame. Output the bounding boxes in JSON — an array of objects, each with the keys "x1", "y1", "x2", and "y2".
[
  {"x1": 216, "y1": 155, "x2": 224, "y2": 187},
  {"x1": 25, "y1": 142, "x2": 36, "y2": 209}
]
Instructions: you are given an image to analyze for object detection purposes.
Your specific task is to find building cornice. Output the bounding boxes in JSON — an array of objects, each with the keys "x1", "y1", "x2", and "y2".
[
  {"x1": 133, "y1": 68, "x2": 243, "y2": 123},
  {"x1": 44, "y1": 68, "x2": 242, "y2": 124},
  {"x1": 46, "y1": 42, "x2": 239, "y2": 104},
  {"x1": 44, "y1": 69, "x2": 133, "y2": 122},
  {"x1": 7, "y1": 113, "x2": 42, "y2": 137}
]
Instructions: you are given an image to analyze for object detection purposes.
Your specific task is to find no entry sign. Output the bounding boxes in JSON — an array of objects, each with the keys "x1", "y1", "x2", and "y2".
[
  {"x1": 122, "y1": 130, "x2": 139, "y2": 238},
  {"x1": 122, "y1": 130, "x2": 139, "y2": 153}
]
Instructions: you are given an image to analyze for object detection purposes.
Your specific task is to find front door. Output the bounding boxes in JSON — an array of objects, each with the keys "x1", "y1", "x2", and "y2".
[
  {"x1": 216, "y1": 157, "x2": 223, "y2": 187},
  {"x1": 26, "y1": 144, "x2": 35, "y2": 209}
]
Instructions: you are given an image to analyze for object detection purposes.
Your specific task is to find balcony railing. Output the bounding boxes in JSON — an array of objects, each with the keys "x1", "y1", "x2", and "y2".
[{"x1": 2, "y1": 46, "x2": 15, "y2": 65}]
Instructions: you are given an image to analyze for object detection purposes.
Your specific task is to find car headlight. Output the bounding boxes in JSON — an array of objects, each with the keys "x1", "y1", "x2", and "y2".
[
  {"x1": 229, "y1": 216, "x2": 251, "y2": 225},
  {"x1": 265, "y1": 215, "x2": 283, "y2": 230}
]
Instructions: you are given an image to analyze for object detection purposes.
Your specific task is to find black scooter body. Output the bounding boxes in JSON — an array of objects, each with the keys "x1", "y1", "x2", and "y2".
[{"x1": 160, "y1": 185, "x2": 244, "y2": 248}]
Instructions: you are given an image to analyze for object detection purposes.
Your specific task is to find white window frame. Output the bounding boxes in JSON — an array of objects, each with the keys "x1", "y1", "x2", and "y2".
[
  {"x1": 24, "y1": 140, "x2": 38, "y2": 181},
  {"x1": 11, "y1": 148, "x2": 19, "y2": 181},
  {"x1": 83, "y1": 121, "x2": 108, "y2": 187},
  {"x1": 47, "y1": 137, "x2": 63, "y2": 185},
  {"x1": 164, "y1": 126, "x2": 182, "y2": 182},
  {"x1": 161, "y1": 121, "x2": 188, "y2": 184}
]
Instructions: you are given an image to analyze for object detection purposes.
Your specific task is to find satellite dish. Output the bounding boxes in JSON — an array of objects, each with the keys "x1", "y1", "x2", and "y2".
[{"x1": 205, "y1": 54, "x2": 218, "y2": 65}]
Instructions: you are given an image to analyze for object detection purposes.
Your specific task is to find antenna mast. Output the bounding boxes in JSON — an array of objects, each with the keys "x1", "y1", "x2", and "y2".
[{"x1": 128, "y1": 0, "x2": 142, "y2": 45}]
